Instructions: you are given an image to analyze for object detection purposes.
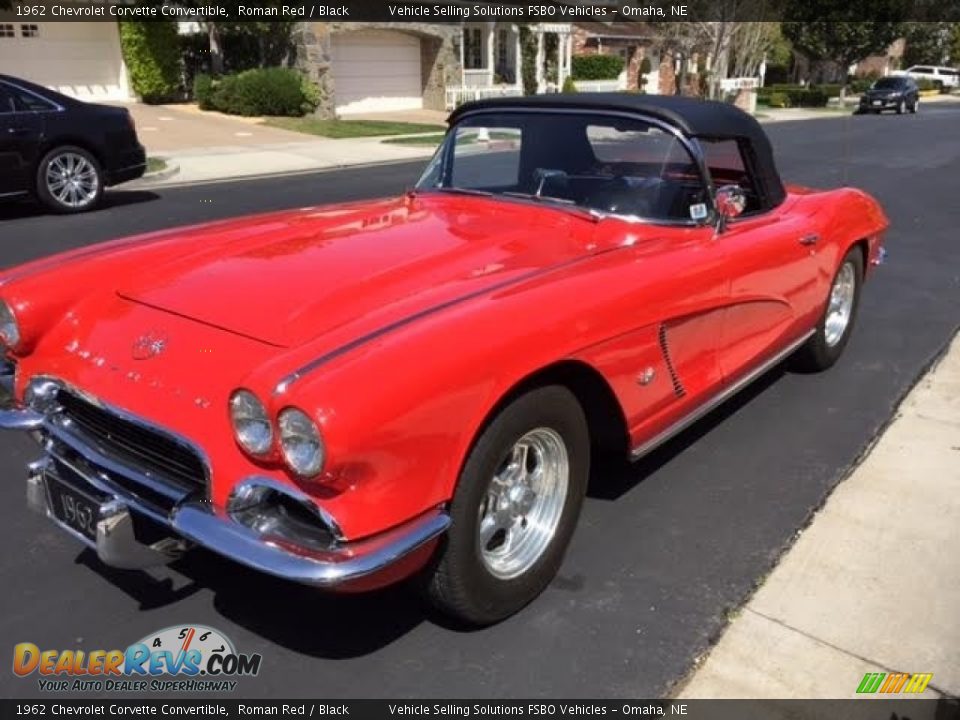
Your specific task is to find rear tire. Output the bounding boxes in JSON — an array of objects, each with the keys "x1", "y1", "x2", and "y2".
[
  {"x1": 793, "y1": 246, "x2": 864, "y2": 372},
  {"x1": 896, "y1": 100, "x2": 906, "y2": 114},
  {"x1": 36, "y1": 145, "x2": 103, "y2": 214},
  {"x1": 425, "y1": 386, "x2": 589, "y2": 625}
]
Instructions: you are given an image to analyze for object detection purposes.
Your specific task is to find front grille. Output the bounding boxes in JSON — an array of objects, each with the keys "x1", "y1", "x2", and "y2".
[{"x1": 55, "y1": 389, "x2": 207, "y2": 494}]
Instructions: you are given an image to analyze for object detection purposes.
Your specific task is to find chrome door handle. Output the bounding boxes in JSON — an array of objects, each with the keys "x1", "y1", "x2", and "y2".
[{"x1": 799, "y1": 233, "x2": 819, "y2": 246}]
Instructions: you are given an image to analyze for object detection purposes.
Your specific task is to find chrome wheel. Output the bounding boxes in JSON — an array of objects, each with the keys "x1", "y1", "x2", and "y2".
[
  {"x1": 45, "y1": 152, "x2": 99, "y2": 209},
  {"x1": 478, "y1": 427, "x2": 569, "y2": 580},
  {"x1": 824, "y1": 262, "x2": 856, "y2": 347}
]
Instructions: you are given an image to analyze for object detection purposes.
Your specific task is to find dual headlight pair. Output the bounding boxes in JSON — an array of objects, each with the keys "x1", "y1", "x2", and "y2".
[
  {"x1": 230, "y1": 390, "x2": 325, "y2": 478},
  {"x1": 0, "y1": 300, "x2": 21, "y2": 350}
]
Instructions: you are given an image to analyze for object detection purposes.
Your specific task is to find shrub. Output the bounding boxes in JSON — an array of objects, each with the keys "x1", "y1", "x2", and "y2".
[
  {"x1": 768, "y1": 92, "x2": 791, "y2": 108},
  {"x1": 572, "y1": 54, "x2": 625, "y2": 81},
  {"x1": 758, "y1": 84, "x2": 829, "y2": 107},
  {"x1": 561, "y1": 76, "x2": 578, "y2": 93},
  {"x1": 193, "y1": 73, "x2": 216, "y2": 110},
  {"x1": 848, "y1": 77, "x2": 875, "y2": 94},
  {"x1": 119, "y1": 22, "x2": 181, "y2": 104},
  {"x1": 916, "y1": 77, "x2": 937, "y2": 91},
  {"x1": 210, "y1": 68, "x2": 318, "y2": 117},
  {"x1": 815, "y1": 84, "x2": 844, "y2": 99}
]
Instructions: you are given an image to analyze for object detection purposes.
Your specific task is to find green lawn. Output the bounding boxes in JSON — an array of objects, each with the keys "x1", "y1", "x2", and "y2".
[
  {"x1": 382, "y1": 134, "x2": 447, "y2": 146},
  {"x1": 146, "y1": 157, "x2": 168, "y2": 173},
  {"x1": 262, "y1": 117, "x2": 446, "y2": 138}
]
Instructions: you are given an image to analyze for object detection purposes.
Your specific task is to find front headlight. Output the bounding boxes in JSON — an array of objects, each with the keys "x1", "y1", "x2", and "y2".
[
  {"x1": 229, "y1": 390, "x2": 273, "y2": 456},
  {"x1": 278, "y1": 407, "x2": 325, "y2": 478},
  {"x1": 0, "y1": 300, "x2": 20, "y2": 349}
]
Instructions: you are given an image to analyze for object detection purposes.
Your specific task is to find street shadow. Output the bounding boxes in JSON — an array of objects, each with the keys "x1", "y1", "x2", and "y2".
[
  {"x1": 0, "y1": 189, "x2": 160, "y2": 222},
  {"x1": 588, "y1": 364, "x2": 787, "y2": 501}
]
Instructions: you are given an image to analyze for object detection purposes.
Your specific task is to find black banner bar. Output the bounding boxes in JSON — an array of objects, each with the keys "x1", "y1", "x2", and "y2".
[
  {"x1": 1, "y1": 700, "x2": 959, "y2": 720},
  {"x1": 4, "y1": 0, "x2": 960, "y2": 22}
]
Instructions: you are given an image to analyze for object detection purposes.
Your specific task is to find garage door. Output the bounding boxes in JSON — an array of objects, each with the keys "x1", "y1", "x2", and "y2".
[
  {"x1": 331, "y1": 30, "x2": 423, "y2": 115},
  {"x1": 0, "y1": 21, "x2": 131, "y2": 101}
]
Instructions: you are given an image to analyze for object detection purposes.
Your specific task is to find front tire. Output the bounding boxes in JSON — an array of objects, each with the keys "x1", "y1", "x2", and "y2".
[
  {"x1": 425, "y1": 386, "x2": 589, "y2": 625},
  {"x1": 910, "y1": 98, "x2": 919, "y2": 114},
  {"x1": 896, "y1": 99, "x2": 906, "y2": 115},
  {"x1": 793, "y1": 246, "x2": 864, "y2": 372},
  {"x1": 36, "y1": 145, "x2": 104, "y2": 214}
]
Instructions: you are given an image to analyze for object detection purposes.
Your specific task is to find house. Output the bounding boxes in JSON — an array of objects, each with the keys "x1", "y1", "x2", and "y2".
[
  {"x1": 571, "y1": 22, "x2": 707, "y2": 96},
  {"x1": 293, "y1": 21, "x2": 574, "y2": 117},
  {"x1": 0, "y1": 17, "x2": 133, "y2": 100}
]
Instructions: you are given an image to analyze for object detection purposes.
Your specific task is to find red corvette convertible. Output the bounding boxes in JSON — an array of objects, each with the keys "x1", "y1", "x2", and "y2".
[{"x1": 0, "y1": 95, "x2": 888, "y2": 624}]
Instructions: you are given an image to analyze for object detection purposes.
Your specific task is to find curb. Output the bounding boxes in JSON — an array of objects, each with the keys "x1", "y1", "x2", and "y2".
[
  {"x1": 129, "y1": 156, "x2": 428, "y2": 191},
  {"x1": 137, "y1": 160, "x2": 181, "y2": 185}
]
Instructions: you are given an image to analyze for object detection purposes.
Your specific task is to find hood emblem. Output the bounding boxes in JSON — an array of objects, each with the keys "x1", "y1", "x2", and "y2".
[{"x1": 131, "y1": 331, "x2": 168, "y2": 360}]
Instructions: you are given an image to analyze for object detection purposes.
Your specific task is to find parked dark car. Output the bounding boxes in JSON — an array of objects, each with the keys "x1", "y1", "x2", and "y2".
[
  {"x1": 0, "y1": 74, "x2": 146, "y2": 214},
  {"x1": 856, "y1": 76, "x2": 920, "y2": 115}
]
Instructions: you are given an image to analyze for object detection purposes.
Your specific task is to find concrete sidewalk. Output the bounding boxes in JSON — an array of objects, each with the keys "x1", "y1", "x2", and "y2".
[{"x1": 677, "y1": 333, "x2": 960, "y2": 699}]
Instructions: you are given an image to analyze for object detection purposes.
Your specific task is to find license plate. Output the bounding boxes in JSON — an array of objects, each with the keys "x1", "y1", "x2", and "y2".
[
  {"x1": 45, "y1": 473, "x2": 104, "y2": 543},
  {"x1": 872, "y1": 101, "x2": 882, "y2": 106}
]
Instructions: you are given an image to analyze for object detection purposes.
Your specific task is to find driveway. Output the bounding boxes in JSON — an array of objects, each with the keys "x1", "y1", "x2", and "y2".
[{"x1": 123, "y1": 103, "x2": 309, "y2": 154}]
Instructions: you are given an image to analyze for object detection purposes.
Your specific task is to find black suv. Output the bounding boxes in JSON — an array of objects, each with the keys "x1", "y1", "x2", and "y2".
[{"x1": 856, "y1": 76, "x2": 920, "y2": 115}]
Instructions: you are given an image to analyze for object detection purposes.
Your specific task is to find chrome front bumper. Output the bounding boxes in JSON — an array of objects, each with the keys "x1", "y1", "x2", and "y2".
[{"x1": 4, "y1": 398, "x2": 450, "y2": 588}]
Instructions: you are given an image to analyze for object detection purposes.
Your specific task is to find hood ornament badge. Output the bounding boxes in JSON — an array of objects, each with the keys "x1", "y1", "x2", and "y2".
[{"x1": 131, "y1": 331, "x2": 169, "y2": 360}]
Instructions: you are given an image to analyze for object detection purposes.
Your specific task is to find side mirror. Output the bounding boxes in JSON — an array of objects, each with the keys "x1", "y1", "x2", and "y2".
[{"x1": 714, "y1": 185, "x2": 746, "y2": 232}]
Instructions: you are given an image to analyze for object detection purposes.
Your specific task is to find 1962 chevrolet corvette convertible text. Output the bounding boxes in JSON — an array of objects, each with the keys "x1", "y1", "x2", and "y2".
[{"x1": 0, "y1": 95, "x2": 887, "y2": 624}]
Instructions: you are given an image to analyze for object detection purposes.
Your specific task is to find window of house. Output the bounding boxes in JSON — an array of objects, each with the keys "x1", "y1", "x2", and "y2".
[
  {"x1": 464, "y1": 28, "x2": 483, "y2": 70},
  {"x1": 0, "y1": 24, "x2": 15, "y2": 38},
  {"x1": 20, "y1": 24, "x2": 39, "y2": 38}
]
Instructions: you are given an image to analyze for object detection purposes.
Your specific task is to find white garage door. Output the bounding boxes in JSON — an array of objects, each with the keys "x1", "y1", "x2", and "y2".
[
  {"x1": 331, "y1": 30, "x2": 423, "y2": 115},
  {"x1": 0, "y1": 21, "x2": 131, "y2": 101}
]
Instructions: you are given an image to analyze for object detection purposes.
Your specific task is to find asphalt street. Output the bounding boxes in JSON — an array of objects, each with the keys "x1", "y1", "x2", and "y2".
[{"x1": 1, "y1": 105, "x2": 958, "y2": 699}]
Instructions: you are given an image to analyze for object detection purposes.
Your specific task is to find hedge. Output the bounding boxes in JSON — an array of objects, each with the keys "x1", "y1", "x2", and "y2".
[
  {"x1": 757, "y1": 84, "x2": 829, "y2": 107},
  {"x1": 571, "y1": 54, "x2": 624, "y2": 81},
  {"x1": 118, "y1": 22, "x2": 181, "y2": 104},
  {"x1": 203, "y1": 68, "x2": 320, "y2": 117}
]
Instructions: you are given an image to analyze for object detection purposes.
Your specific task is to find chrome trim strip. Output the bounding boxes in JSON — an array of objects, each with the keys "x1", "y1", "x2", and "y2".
[
  {"x1": 629, "y1": 330, "x2": 815, "y2": 460},
  {"x1": 274, "y1": 245, "x2": 628, "y2": 394},
  {"x1": 0, "y1": 407, "x2": 44, "y2": 430},
  {"x1": 172, "y1": 503, "x2": 451, "y2": 587}
]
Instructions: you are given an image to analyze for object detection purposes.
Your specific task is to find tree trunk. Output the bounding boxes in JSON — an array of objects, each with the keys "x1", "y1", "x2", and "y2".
[{"x1": 208, "y1": 23, "x2": 224, "y2": 76}]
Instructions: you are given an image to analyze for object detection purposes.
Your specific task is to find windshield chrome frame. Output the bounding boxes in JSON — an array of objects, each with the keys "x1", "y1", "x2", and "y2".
[{"x1": 419, "y1": 107, "x2": 716, "y2": 228}]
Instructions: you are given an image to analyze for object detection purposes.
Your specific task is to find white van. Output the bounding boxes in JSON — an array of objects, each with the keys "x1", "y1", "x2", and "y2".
[{"x1": 899, "y1": 66, "x2": 959, "y2": 90}]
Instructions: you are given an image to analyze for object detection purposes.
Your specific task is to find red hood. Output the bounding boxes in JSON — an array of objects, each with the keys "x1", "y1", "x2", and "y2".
[{"x1": 117, "y1": 195, "x2": 594, "y2": 347}]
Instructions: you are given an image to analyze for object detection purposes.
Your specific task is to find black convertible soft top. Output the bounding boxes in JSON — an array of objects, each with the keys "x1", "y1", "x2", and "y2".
[{"x1": 449, "y1": 93, "x2": 786, "y2": 208}]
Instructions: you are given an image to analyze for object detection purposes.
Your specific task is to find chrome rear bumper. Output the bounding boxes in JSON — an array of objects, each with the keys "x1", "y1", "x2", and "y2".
[{"x1": 4, "y1": 394, "x2": 449, "y2": 588}]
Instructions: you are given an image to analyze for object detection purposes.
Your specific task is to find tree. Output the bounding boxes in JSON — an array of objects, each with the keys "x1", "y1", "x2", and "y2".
[
  {"x1": 902, "y1": 23, "x2": 954, "y2": 66},
  {"x1": 783, "y1": 0, "x2": 906, "y2": 86}
]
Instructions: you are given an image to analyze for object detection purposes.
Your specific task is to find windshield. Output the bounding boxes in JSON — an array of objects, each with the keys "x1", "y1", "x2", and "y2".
[
  {"x1": 416, "y1": 112, "x2": 709, "y2": 223},
  {"x1": 873, "y1": 78, "x2": 906, "y2": 90}
]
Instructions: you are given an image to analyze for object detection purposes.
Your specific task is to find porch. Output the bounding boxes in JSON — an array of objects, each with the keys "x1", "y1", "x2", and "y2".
[{"x1": 445, "y1": 22, "x2": 574, "y2": 109}]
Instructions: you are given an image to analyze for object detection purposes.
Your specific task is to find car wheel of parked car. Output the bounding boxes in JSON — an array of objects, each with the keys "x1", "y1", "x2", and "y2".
[
  {"x1": 36, "y1": 146, "x2": 104, "y2": 214},
  {"x1": 425, "y1": 385, "x2": 589, "y2": 625},
  {"x1": 794, "y1": 246, "x2": 864, "y2": 372},
  {"x1": 896, "y1": 100, "x2": 906, "y2": 114},
  {"x1": 910, "y1": 98, "x2": 919, "y2": 113}
]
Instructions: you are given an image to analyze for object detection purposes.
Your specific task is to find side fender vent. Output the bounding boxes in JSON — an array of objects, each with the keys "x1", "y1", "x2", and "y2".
[{"x1": 658, "y1": 324, "x2": 686, "y2": 398}]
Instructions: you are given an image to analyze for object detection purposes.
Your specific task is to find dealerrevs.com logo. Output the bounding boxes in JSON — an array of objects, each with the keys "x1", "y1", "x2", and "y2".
[{"x1": 13, "y1": 625, "x2": 262, "y2": 693}]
